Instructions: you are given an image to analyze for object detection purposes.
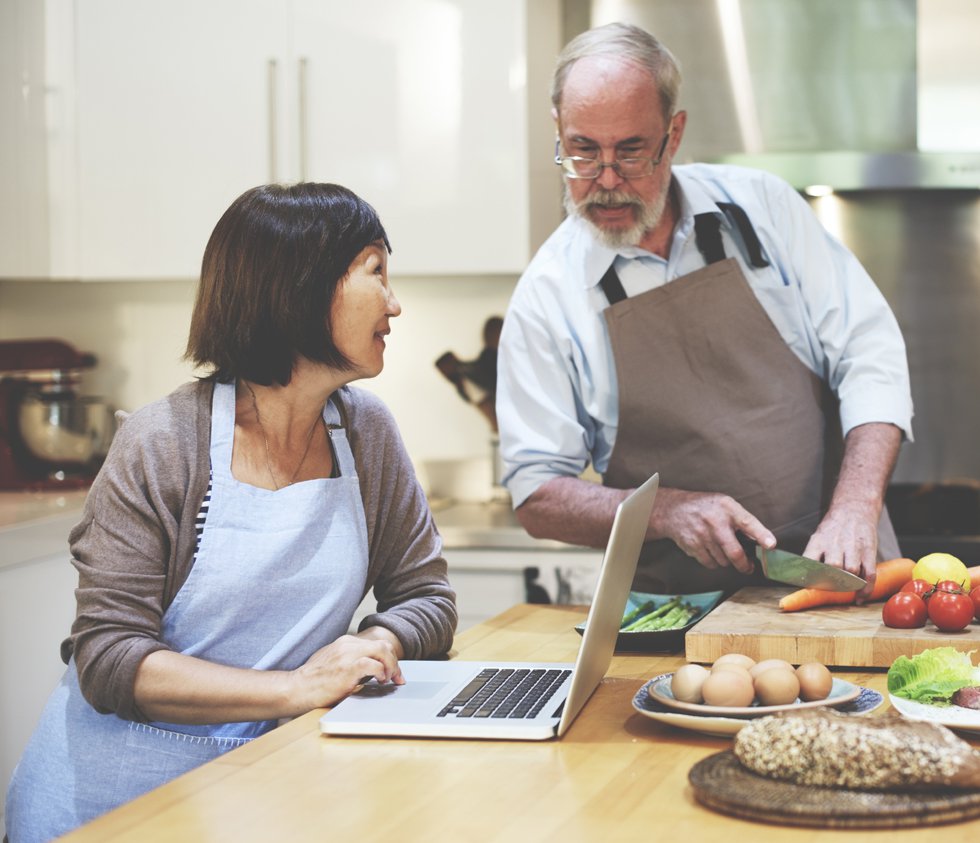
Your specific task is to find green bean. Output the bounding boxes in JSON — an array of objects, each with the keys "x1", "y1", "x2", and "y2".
[
  {"x1": 621, "y1": 597, "x2": 680, "y2": 631},
  {"x1": 622, "y1": 600, "x2": 701, "y2": 632},
  {"x1": 619, "y1": 599, "x2": 657, "y2": 629}
]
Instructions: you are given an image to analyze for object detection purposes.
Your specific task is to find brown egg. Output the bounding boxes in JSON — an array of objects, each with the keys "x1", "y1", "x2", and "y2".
[
  {"x1": 701, "y1": 666, "x2": 755, "y2": 707},
  {"x1": 748, "y1": 658, "x2": 796, "y2": 679},
  {"x1": 670, "y1": 663, "x2": 710, "y2": 703},
  {"x1": 753, "y1": 667, "x2": 801, "y2": 706},
  {"x1": 709, "y1": 664, "x2": 754, "y2": 684},
  {"x1": 796, "y1": 662, "x2": 834, "y2": 701},
  {"x1": 711, "y1": 653, "x2": 756, "y2": 672}
]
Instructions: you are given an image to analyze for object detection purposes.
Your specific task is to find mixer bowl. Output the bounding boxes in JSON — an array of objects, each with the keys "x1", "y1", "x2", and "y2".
[{"x1": 18, "y1": 392, "x2": 114, "y2": 465}]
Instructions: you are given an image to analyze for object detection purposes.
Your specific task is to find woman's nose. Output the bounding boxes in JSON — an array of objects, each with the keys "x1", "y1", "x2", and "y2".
[{"x1": 387, "y1": 288, "x2": 402, "y2": 317}]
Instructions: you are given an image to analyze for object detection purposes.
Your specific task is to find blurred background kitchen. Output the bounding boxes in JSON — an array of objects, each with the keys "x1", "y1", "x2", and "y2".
[
  {"x1": 1, "y1": 0, "x2": 980, "y2": 819},
  {"x1": 3, "y1": 0, "x2": 980, "y2": 507}
]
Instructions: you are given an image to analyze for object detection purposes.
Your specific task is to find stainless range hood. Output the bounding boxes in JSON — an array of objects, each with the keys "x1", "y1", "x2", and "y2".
[{"x1": 578, "y1": 0, "x2": 980, "y2": 190}]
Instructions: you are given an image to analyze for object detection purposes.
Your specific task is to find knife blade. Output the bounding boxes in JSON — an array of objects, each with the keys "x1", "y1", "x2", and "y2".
[{"x1": 756, "y1": 546, "x2": 867, "y2": 591}]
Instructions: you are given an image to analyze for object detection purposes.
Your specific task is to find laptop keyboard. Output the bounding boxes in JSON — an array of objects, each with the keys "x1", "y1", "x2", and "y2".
[{"x1": 437, "y1": 668, "x2": 572, "y2": 720}]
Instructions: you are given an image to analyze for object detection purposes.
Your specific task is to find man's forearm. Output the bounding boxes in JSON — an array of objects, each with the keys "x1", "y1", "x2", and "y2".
[
  {"x1": 514, "y1": 476, "x2": 630, "y2": 548},
  {"x1": 828, "y1": 422, "x2": 903, "y2": 515},
  {"x1": 804, "y1": 421, "x2": 904, "y2": 582}
]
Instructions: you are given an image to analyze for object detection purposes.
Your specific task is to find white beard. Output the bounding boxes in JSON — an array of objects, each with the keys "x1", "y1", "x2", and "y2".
[{"x1": 563, "y1": 183, "x2": 669, "y2": 249}]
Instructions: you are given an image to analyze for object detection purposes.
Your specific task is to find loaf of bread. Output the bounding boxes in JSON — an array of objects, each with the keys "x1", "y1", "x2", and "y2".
[{"x1": 733, "y1": 708, "x2": 980, "y2": 790}]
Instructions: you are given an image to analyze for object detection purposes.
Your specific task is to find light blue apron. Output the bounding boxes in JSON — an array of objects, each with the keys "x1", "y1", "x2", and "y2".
[{"x1": 5, "y1": 382, "x2": 368, "y2": 843}]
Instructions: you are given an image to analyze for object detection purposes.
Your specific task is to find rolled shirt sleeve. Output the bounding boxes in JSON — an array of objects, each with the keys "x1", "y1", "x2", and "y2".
[{"x1": 496, "y1": 231, "x2": 620, "y2": 508}]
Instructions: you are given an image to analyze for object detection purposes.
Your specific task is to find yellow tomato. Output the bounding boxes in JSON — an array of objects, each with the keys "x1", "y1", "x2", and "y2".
[{"x1": 912, "y1": 552, "x2": 970, "y2": 589}]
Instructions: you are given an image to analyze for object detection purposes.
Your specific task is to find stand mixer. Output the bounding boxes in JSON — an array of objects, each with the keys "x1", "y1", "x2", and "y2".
[{"x1": 0, "y1": 339, "x2": 114, "y2": 490}]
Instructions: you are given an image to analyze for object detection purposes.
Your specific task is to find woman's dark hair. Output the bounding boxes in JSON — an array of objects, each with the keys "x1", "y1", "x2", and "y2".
[{"x1": 185, "y1": 182, "x2": 391, "y2": 385}]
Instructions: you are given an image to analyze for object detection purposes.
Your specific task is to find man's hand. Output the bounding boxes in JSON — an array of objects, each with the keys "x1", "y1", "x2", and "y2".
[
  {"x1": 516, "y1": 477, "x2": 775, "y2": 573},
  {"x1": 803, "y1": 422, "x2": 903, "y2": 599},
  {"x1": 650, "y1": 488, "x2": 776, "y2": 574},
  {"x1": 803, "y1": 503, "x2": 880, "y2": 597}
]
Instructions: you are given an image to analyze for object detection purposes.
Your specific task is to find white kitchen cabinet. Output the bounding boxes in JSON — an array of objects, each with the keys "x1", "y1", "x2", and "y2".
[
  {"x1": 352, "y1": 548, "x2": 603, "y2": 634},
  {"x1": 0, "y1": 0, "x2": 70, "y2": 279},
  {"x1": 291, "y1": 0, "x2": 532, "y2": 274},
  {"x1": 1, "y1": 0, "x2": 558, "y2": 281},
  {"x1": 0, "y1": 552, "x2": 77, "y2": 829},
  {"x1": 445, "y1": 549, "x2": 603, "y2": 631},
  {"x1": 72, "y1": 0, "x2": 286, "y2": 280}
]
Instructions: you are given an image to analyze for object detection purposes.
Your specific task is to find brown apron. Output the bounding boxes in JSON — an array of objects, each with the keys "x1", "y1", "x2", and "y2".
[{"x1": 601, "y1": 208, "x2": 900, "y2": 594}]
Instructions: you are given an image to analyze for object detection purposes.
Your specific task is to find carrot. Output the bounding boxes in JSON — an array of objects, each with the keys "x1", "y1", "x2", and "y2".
[
  {"x1": 778, "y1": 557, "x2": 915, "y2": 612},
  {"x1": 777, "y1": 589, "x2": 855, "y2": 612}
]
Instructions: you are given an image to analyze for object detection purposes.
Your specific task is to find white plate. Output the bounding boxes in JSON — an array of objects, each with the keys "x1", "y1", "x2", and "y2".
[
  {"x1": 888, "y1": 693, "x2": 980, "y2": 734},
  {"x1": 633, "y1": 675, "x2": 884, "y2": 737},
  {"x1": 646, "y1": 672, "x2": 862, "y2": 716}
]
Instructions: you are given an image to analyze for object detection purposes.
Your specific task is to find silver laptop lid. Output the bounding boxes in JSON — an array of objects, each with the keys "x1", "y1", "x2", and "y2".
[{"x1": 555, "y1": 472, "x2": 659, "y2": 735}]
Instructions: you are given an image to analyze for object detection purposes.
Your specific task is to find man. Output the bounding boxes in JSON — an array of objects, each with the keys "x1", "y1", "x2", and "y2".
[{"x1": 496, "y1": 22, "x2": 913, "y2": 595}]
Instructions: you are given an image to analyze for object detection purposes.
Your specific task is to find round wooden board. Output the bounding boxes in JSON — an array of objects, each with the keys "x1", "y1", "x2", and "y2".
[{"x1": 689, "y1": 751, "x2": 980, "y2": 829}]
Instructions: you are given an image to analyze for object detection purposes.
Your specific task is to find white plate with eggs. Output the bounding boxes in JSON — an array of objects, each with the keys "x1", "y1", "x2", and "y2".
[
  {"x1": 633, "y1": 674, "x2": 882, "y2": 737},
  {"x1": 647, "y1": 672, "x2": 861, "y2": 716}
]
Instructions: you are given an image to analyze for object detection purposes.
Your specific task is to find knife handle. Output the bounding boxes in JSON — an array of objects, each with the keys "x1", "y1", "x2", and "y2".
[{"x1": 735, "y1": 532, "x2": 757, "y2": 557}]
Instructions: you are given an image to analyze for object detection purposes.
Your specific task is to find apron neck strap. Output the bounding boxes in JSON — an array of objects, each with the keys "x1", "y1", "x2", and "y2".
[
  {"x1": 325, "y1": 390, "x2": 349, "y2": 430},
  {"x1": 598, "y1": 201, "x2": 771, "y2": 306},
  {"x1": 695, "y1": 203, "x2": 771, "y2": 269}
]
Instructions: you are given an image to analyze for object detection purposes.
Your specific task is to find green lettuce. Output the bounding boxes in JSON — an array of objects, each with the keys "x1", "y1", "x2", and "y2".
[{"x1": 887, "y1": 647, "x2": 980, "y2": 705}]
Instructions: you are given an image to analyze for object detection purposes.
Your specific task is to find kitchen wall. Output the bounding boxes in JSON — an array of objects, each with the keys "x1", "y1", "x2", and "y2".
[{"x1": 0, "y1": 273, "x2": 518, "y2": 498}]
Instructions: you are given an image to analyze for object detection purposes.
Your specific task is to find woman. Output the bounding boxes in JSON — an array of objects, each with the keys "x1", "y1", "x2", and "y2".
[{"x1": 5, "y1": 183, "x2": 457, "y2": 842}]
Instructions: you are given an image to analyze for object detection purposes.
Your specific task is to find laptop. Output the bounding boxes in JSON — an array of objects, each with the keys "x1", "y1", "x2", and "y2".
[{"x1": 319, "y1": 473, "x2": 659, "y2": 741}]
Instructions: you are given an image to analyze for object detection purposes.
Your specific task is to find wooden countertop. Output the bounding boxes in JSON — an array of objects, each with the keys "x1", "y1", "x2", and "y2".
[
  {"x1": 432, "y1": 499, "x2": 596, "y2": 552},
  {"x1": 61, "y1": 603, "x2": 980, "y2": 842}
]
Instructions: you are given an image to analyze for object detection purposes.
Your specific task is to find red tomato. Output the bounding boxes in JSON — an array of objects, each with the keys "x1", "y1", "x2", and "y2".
[
  {"x1": 881, "y1": 592, "x2": 928, "y2": 629},
  {"x1": 900, "y1": 579, "x2": 934, "y2": 599},
  {"x1": 935, "y1": 579, "x2": 966, "y2": 595},
  {"x1": 971, "y1": 586, "x2": 980, "y2": 621},
  {"x1": 927, "y1": 589, "x2": 975, "y2": 632}
]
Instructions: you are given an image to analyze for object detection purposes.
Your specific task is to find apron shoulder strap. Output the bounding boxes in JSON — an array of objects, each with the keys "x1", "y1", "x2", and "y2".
[
  {"x1": 694, "y1": 212, "x2": 726, "y2": 265},
  {"x1": 694, "y1": 203, "x2": 771, "y2": 269},
  {"x1": 717, "y1": 202, "x2": 770, "y2": 268},
  {"x1": 599, "y1": 262, "x2": 628, "y2": 305},
  {"x1": 325, "y1": 390, "x2": 356, "y2": 478},
  {"x1": 327, "y1": 391, "x2": 350, "y2": 430},
  {"x1": 599, "y1": 201, "x2": 771, "y2": 305}
]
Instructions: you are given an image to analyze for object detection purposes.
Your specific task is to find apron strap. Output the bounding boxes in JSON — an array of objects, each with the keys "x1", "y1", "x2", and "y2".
[
  {"x1": 326, "y1": 390, "x2": 350, "y2": 430},
  {"x1": 694, "y1": 212, "x2": 726, "y2": 265},
  {"x1": 324, "y1": 391, "x2": 357, "y2": 478},
  {"x1": 599, "y1": 263, "x2": 629, "y2": 305},
  {"x1": 718, "y1": 202, "x2": 770, "y2": 268},
  {"x1": 598, "y1": 202, "x2": 768, "y2": 305}
]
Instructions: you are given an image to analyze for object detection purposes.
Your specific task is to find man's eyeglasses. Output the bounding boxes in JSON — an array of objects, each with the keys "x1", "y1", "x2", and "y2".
[{"x1": 554, "y1": 130, "x2": 672, "y2": 180}]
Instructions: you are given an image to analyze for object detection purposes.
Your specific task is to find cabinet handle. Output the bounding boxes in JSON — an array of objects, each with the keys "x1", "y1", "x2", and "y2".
[
  {"x1": 267, "y1": 58, "x2": 279, "y2": 182},
  {"x1": 298, "y1": 57, "x2": 309, "y2": 182}
]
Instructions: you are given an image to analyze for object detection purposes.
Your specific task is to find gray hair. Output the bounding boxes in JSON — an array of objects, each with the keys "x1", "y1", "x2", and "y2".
[{"x1": 551, "y1": 22, "x2": 682, "y2": 118}]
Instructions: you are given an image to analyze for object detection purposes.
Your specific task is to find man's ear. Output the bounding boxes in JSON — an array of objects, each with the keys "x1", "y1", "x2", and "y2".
[{"x1": 664, "y1": 110, "x2": 687, "y2": 161}]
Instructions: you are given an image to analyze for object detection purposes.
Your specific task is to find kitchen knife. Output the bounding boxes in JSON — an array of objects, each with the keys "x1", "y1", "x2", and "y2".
[{"x1": 756, "y1": 546, "x2": 867, "y2": 591}]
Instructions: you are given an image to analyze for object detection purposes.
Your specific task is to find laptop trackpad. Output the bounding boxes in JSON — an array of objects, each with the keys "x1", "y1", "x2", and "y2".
[{"x1": 353, "y1": 680, "x2": 448, "y2": 701}]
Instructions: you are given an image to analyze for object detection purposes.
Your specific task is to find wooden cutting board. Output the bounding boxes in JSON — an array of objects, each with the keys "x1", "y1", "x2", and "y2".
[{"x1": 684, "y1": 586, "x2": 980, "y2": 667}]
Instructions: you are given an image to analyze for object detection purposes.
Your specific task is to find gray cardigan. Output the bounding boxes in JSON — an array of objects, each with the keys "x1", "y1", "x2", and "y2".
[{"x1": 63, "y1": 380, "x2": 457, "y2": 721}]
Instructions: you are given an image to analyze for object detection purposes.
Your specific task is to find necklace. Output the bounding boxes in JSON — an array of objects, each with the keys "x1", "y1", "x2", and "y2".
[{"x1": 244, "y1": 381, "x2": 321, "y2": 490}]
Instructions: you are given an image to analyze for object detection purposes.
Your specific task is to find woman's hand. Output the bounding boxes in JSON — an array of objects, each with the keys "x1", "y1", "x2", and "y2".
[
  {"x1": 289, "y1": 630, "x2": 404, "y2": 711},
  {"x1": 133, "y1": 628, "x2": 406, "y2": 724}
]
